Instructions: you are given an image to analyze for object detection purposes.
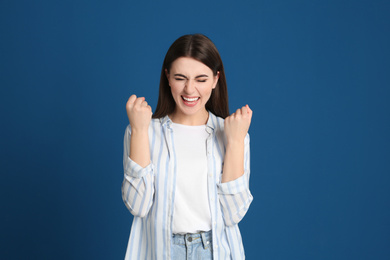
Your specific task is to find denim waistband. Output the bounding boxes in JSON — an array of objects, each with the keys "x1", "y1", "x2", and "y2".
[{"x1": 172, "y1": 230, "x2": 212, "y2": 248}]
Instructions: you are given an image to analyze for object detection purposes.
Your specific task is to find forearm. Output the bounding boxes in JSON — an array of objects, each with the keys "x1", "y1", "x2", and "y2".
[
  {"x1": 129, "y1": 129, "x2": 151, "y2": 168},
  {"x1": 221, "y1": 140, "x2": 245, "y2": 183},
  {"x1": 122, "y1": 166, "x2": 154, "y2": 217},
  {"x1": 218, "y1": 134, "x2": 252, "y2": 225}
]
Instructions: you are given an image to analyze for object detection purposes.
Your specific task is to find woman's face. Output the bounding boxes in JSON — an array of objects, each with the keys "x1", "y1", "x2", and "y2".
[{"x1": 166, "y1": 57, "x2": 219, "y2": 125}]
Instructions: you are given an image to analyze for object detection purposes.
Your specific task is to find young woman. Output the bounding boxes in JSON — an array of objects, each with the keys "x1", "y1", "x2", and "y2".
[{"x1": 122, "y1": 34, "x2": 253, "y2": 259}]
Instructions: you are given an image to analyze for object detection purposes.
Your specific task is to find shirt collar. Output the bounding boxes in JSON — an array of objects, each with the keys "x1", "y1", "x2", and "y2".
[
  {"x1": 159, "y1": 114, "x2": 171, "y2": 127},
  {"x1": 205, "y1": 112, "x2": 215, "y2": 133}
]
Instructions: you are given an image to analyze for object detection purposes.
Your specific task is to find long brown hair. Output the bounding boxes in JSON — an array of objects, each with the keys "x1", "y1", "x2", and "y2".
[{"x1": 152, "y1": 34, "x2": 229, "y2": 119}]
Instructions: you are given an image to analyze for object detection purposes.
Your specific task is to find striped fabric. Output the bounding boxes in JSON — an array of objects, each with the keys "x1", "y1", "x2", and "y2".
[{"x1": 122, "y1": 112, "x2": 253, "y2": 259}]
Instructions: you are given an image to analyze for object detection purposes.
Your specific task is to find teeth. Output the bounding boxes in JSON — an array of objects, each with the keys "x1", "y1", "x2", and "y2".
[{"x1": 183, "y1": 97, "x2": 199, "y2": 102}]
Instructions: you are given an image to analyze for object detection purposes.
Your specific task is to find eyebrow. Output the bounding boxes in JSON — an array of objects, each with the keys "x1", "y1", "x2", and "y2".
[
  {"x1": 173, "y1": 74, "x2": 209, "y2": 79},
  {"x1": 173, "y1": 74, "x2": 187, "y2": 79},
  {"x1": 195, "y1": 74, "x2": 209, "y2": 79}
]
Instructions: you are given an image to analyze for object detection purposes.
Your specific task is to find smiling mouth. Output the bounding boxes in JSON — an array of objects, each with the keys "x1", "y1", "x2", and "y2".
[{"x1": 182, "y1": 96, "x2": 200, "y2": 102}]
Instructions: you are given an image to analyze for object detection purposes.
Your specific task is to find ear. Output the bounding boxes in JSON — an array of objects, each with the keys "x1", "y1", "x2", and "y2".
[
  {"x1": 165, "y1": 69, "x2": 171, "y2": 86},
  {"x1": 164, "y1": 69, "x2": 171, "y2": 86},
  {"x1": 212, "y1": 71, "x2": 220, "y2": 89}
]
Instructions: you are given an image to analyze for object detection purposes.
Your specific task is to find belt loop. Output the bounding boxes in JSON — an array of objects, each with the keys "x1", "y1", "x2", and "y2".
[
  {"x1": 184, "y1": 234, "x2": 189, "y2": 247},
  {"x1": 200, "y1": 232, "x2": 207, "y2": 249}
]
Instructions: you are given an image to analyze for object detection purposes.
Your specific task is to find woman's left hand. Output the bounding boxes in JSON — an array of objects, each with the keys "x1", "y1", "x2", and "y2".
[{"x1": 224, "y1": 105, "x2": 253, "y2": 143}]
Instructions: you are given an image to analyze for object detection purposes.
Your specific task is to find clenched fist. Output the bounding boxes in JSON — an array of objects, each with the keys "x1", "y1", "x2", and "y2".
[
  {"x1": 224, "y1": 104, "x2": 253, "y2": 144},
  {"x1": 126, "y1": 94, "x2": 153, "y2": 132}
]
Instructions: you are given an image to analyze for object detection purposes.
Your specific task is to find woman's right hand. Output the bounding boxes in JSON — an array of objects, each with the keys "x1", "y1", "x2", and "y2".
[{"x1": 126, "y1": 94, "x2": 153, "y2": 132}]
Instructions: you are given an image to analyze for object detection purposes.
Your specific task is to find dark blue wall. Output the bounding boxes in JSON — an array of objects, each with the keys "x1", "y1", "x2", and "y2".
[{"x1": 1, "y1": 0, "x2": 389, "y2": 259}]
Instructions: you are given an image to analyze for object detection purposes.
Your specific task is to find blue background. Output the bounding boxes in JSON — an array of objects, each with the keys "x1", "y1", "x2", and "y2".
[{"x1": 1, "y1": 0, "x2": 389, "y2": 259}]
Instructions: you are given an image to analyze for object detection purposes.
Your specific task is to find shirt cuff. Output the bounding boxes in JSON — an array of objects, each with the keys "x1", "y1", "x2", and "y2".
[
  {"x1": 217, "y1": 173, "x2": 248, "y2": 195},
  {"x1": 124, "y1": 156, "x2": 153, "y2": 178}
]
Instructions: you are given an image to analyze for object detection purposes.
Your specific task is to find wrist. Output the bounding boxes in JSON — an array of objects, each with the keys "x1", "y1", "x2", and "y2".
[
  {"x1": 130, "y1": 127, "x2": 149, "y2": 136},
  {"x1": 226, "y1": 138, "x2": 245, "y2": 147}
]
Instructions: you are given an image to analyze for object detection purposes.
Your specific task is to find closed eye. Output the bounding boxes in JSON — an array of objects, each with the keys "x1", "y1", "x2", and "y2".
[
  {"x1": 173, "y1": 74, "x2": 187, "y2": 81},
  {"x1": 195, "y1": 74, "x2": 208, "y2": 83}
]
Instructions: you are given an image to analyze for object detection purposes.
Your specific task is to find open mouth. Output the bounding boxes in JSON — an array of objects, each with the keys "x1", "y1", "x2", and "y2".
[
  {"x1": 181, "y1": 96, "x2": 200, "y2": 107},
  {"x1": 182, "y1": 96, "x2": 200, "y2": 102}
]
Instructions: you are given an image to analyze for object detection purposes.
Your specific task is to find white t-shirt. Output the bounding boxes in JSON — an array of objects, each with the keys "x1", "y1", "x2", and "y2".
[{"x1": 171, "y1": 122, "x2": 212, "y2": 234}]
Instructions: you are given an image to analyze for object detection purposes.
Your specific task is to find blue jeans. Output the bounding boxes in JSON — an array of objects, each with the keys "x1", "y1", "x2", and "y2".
[{"x1": 171, "y1": 230, "x2": 213, "y2": 259}]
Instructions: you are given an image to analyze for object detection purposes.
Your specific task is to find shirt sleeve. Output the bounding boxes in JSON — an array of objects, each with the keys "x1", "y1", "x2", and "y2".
[
  {"x1": 121, "y1": 125, "x2": 155, "y2": 218},
  {"x1": 217, "y1": 134, "x2": 253, "y2": 226}
]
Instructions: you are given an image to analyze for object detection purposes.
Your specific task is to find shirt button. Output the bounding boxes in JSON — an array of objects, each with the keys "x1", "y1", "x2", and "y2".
[
  {"x1": 187, "y1": 237, "x2": 192, "y2": 242},
  {"x1": 213, "y1": 221, "x2": 216, "y2": 226},
  {"x1": 215, "y1": 245, "x2": 218, "y2": 249}
]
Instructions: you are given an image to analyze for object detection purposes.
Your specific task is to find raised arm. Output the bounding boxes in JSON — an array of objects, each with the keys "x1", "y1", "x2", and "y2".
[
  {"x1": 218, "y1": 105, "x2": 253, "y2": 226},
  {"x1": 122, "y1": 95, "x2": 154, "y2": 218},
  {"x1": 222, "y1": 105, "x2": 252, "y2": 182},
  {"x1": 126, "y1": 94, "x2": 152, "y2": 167}
]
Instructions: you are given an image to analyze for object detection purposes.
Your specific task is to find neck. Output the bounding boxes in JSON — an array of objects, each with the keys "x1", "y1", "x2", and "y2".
[{"x1": 169, "y1": 109, "x2": 209, "y2": 126}]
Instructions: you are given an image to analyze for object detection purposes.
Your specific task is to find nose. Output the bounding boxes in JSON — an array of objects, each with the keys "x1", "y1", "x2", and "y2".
[{"x1": 184, "y1": 79, "x2": 196, "y2": 93}]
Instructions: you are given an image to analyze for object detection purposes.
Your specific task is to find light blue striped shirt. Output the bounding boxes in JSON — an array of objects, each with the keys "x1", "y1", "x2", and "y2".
[{"x1": 122, "y1": 112, "x2": 253, "y2": 259}]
